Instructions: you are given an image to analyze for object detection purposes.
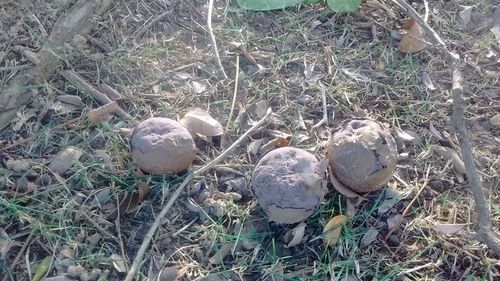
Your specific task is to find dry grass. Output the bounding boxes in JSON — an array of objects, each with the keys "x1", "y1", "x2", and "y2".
[{"x1": 0, "y1": 0, "x2": 499, "y2": 280}]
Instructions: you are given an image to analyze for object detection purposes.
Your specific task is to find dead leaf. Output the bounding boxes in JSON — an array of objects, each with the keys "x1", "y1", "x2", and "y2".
[
  {"x1": 274, "y1": 136, "x2": 289, "y2": 148},
  {"x1": 398, "y1": 20, "x2": 427, "y2": 53},
  {"x1": 110, "y1": 254, "x2": 127, "y2": 273},
  {"x1": 490, "y1": 114, "x2": 500, "y2": 128},
  {"x1": 180, "y1": 108, "x2": 224, "y2": 136},
  {"x1": 57, "y1": 95, "x2": 82, "y2": 106},
  {"x1": 387, "y1": 214, "x2": 402, "y2": 230},
  {"x1": 5, "y1": 159, "x2": 32, "y2": 172},
  {"x1": 191, "y1": 80, "x2": 207, "y2": 94},
  {"x1": 248, "y1": 139, "x2": 264, "y2": 156},
  {"x1": 87, "y1": 101, "x2": 119, "y2": 124},
  {"x1": 459, "y1": 6, "x2": 474, "y2": 29},
  {"x1": 328, "y1": 167, "x2": 362, "y2": 198},
  {"x1": 247, "y1": 100, "x2": 269, "y2": 121},
  {"x1": 429, "y1": 123, "x2": 444, "y2": 141},
  {"x1": 48, "y1": 146, "x2": 83, "y2": 174},
  {"x1": 32, "y1": 256, "x2": 52, "y2": 281},
  {"x1": 431, "y1": 145, "x2": 466, "y2": 174},
  {"x1": 421, "y1": 71, "x2": 436, "y2": 90},
  {"x1": 323, "y1": 215, "x2": 348, "y2": 247},
  {"x1": 432, "y1": 223, "x2": 467, "y2": 234},
  {"x1": 284, "y1": 222, "x2": 306, "y2": 248},
  {"x1": 118, "y1": 182, "x2": 150, "y2": 214},
  {"x1": 209, "y1": 242, "x2": 233, "y2": 265},
  {"x1": 0, "y1": 228, "x2": 13, "y2": 258},
  {"x1": 360, "y1": 228, "x2": 379, "y2": 248}
]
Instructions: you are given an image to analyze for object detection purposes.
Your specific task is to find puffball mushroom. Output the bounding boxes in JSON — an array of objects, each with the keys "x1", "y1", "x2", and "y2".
[
  {"x1": 130, "y1": 117, "x2": 196, "y2": 175},
  {"x1": 251, "y1": 147, "x2": 326, "y2": 224},
  {"x1": 327, "y1": 119, "x2": 397, "y2": 193}
]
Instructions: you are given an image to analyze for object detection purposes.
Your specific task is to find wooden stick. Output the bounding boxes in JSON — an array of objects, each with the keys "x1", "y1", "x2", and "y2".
[
  {"x1": 226, "y1": 55, "x2": 240, "y2": 130},
  {"x1": 207, "y1": 0, "x2": 228, "y2": 79},
  {"x1": 61, "y1": 70, "x2": 132, "y2": 120},
  {"x1": 124, "y1": 108, "x2": 273, "y2": 281}
]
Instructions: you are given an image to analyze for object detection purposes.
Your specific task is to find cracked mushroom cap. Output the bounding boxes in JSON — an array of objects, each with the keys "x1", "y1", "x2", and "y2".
[
  {"x1": 327, "y1": 119, "x2": 397, "y2": 193},
  {"x1": 251, "y1": 147, "x2": 326, "y2": 224},
  {"x1": 130, "y1": 117, "x2": 196, "y2": 175}
]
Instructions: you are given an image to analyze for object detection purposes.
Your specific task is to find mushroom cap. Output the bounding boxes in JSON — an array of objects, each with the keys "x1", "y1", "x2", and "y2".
[
  {"x1": 327, "y1": 119, "x2": 397, "y2": 193},
  {"x1": 130, "y1": 117, "x2": 196, "y2": 175},
  {"x1": 251, "y1": 147, "x2": 326, "y2": 224}
]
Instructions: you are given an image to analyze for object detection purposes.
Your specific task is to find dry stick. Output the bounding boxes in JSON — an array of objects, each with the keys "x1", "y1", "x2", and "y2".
[
  {"x1": 61, "y1": 70, "x2": 132, "y2": 120},
  {"x1": 207, "y1": 0, "x2": 228, "y2": 80},
  {"x1": 226, "y1": 55, "x2": 240, "y2": 131},
  {"x1": 134, "y1": 11, "x2": 172, "y2": 39},
  {"x1": 2, "y1": 231, "x2": 34, "y2": 281},
  {"x1": 385, "y1": 166, "x2": 430, "y2": 240},
  {"x1": 389, "y1": 0, "x2": 500, "y2": 256},
  {"x1": 124, "y1": 108, "x2": 272, "y2": 281},
  {"x1": 312, "y1": 82, "x2": 328, "y2": 128}
]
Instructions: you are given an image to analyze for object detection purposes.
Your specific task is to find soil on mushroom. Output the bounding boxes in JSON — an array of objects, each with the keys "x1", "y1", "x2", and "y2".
[{"x1": 0, "y1": 0, "x2": 499, "y2": 280}]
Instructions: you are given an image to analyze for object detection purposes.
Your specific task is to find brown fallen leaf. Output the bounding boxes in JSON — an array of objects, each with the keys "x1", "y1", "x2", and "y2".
[
  {"x1": 87, "y1": 101, "x2": 119, "y2": 124},
  {"x1": 323, "y1": 215, "x2": 348, "y2": 247},
  {"x1": 398, "y1": 20, "x2": 427, "y2": 53},
  {"x1": 48, "y1": 146, "x2": 83, "y2": 174},
  {"x1": 118, "y1": 181, "x2": 150, "y2": 214},
  {"x1": 180, "y1": 108, "x2": 224, "y2": 136},
  {"x1": 274, "y1": 136, "x2": 289, "y2": 148},
  {"x1": 432, "y1": 223, "x2": 467, "y2": 234},
  {"x1": 430, "y1": 145, "x2": 466, "y2": 174}
]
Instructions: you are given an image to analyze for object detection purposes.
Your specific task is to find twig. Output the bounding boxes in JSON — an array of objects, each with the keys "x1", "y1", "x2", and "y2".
[
  {"x1": 226, "y1": 55, "x2": 240, "y2": 131},
  {"x1": 388, "y1": 0, "x2": 500, "y2": 256},
  {"x1": 2, "y1": 231, "x2": 33, "y2": 281},
  {"x1": 422, "y1": 0, "x2": 429, "y2": 22},
  {"x1": 384, "y1": 166, "x2": 430, "y2": 240},
  {"x1": 134, "y1": 11, "x2": 172, "y2": 40},
  {"x1": 207, "y1": 0, "x2": 228, "y2": 80},
  {"x1": 312, "y1": 82, "x2": 328, "y2": 129},
  {"x1": 61, "y1": 70, "x2": 132, "y2": 120},
  {"x1": 124, "y1": 108, "x2": 273, "y2": 281}
]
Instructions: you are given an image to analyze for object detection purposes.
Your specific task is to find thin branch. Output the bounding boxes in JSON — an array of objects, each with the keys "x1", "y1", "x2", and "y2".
[
  {"x1": 389, "y1": 0, "x2": 500, "y2": 256},
  {"x1": 312, "y1": 82, "x2": 328, "y2": 129},
  {"x1": 134, "y1": 11, "x2": 172, "y2": 40},
  {"x1": 124, "y1": 108, "x2": 273, "y2": 281},
  {"x1": 207, "y1": 0, "x2": 228, "y2": 79},
  {"x1": 226, "y1": 55, "x2": 240, "y2": 131}
]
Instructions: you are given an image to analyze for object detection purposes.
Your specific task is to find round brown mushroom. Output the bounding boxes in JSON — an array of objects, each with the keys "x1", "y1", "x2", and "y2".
[
  {"x1": 251, "y1": 147, "x2": 326, "y2": 224},
  {"x1": 130, "y1": 117, "x2": 196, "y2": 175},
  {"x1": 327, "y1": 119, "x2": 397, "y2": 193}
]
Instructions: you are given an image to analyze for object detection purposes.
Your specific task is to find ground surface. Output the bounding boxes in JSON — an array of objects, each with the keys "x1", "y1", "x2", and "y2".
[{"x1": 0, "y1": 0, "x2": 499, "y2": 280}]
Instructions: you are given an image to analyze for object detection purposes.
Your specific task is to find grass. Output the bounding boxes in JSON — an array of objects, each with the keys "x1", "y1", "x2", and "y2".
[{"x1": 1, "y1": 0, "x2": 499, "y2": 280}]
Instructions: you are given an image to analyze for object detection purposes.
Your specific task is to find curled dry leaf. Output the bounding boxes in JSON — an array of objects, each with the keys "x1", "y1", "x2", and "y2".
[
  {"x1": 88, "y1": 101, "x2": 119, "y2": 124},
  {"x1": 432, "y1": 223, "x2": 467, "y2": 234},
  {"x1": 430, "y1": 145, "x2": 466, "y2": 174},
  {"x1": 323, "y1": 215, "x2": 348, "y2": 247},
  {"x1": 328, "y1": 167, "x2": 362, "y2": 198},
  {"x1": 398, "y1": 20, "x2": 427, "y2": 53},
  {"x1": 110, "y1": 253, "x2": 127, "y2": 273},
  {"x1": 284, "y1": 222, "x2": 306, "y2": 248},
  {"x1": 5, "y1": 159, "x2": 32, "y2": 172},
  {"x1": 421, "y1": 72, "x2": 436, "y2": 90},
  {"x1": 118, "y1": 181, "x2": 150, "y2": 214},
  {"x1": 180, "y1": 108, "x2": 224, "y2": 137}
]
